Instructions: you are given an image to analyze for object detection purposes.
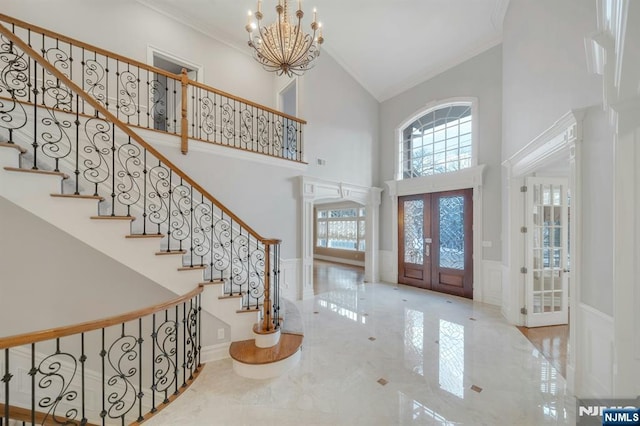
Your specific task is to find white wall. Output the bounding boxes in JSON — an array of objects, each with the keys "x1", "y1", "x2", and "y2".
[
  {"x1": 0, "y1": 0, "x2": 275, "y2": 106},
  {"x1": 379, "y1": 45, "x2": 503, "y2": 262},
  {"x1": 580, "y1": 106, "x2": 614, "y2": 316},
  {"x1": 298, "y1": 53, "x2": 380, "y2": 187},
  {"x1": 501, "y1": 0, "x2": 602, "y2": 160},
  {"x1": 0, "y1": 196, "x2": 224, "y2": 345}
]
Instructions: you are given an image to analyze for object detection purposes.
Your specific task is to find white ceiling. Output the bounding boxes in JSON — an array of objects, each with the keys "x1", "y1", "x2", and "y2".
[{"x1": 138, "y1": 0, "x2": 510, "y2": 102}]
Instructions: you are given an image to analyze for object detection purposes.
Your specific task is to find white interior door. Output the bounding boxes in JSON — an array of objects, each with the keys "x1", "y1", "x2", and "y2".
[{"x1": 525, "y1": 177, "x2": 569, "y2": 327}]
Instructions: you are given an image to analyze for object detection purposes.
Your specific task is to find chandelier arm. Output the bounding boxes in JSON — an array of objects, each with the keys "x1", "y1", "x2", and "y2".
[
  {"x1": 258, "y1": 27, "x2": 285, "y2": 68},
  {"x1": 284, "y1": 14, "x2": 303, "y2": 65},
  {"x1": 277, "y1": 12, "x2": 287, "y2": 72},
  {"x1": 288, "y1": 32, "x2": 315, "y2": 68}
]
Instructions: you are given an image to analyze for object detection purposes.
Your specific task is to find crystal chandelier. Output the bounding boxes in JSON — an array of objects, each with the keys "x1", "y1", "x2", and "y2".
[{"x1": 245, "y1": 0, "x2": 324, "y2": 77}]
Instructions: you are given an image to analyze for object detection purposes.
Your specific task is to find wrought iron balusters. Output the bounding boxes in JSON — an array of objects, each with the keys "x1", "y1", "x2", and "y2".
[{"x1": 0, "y1": 294, "x2": 202, "y2": 425}]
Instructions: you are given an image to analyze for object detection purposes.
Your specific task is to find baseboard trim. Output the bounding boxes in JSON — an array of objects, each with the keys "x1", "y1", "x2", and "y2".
[
  {"x1": 201, "y1": 342, "x2": 231, "y2": 363},
  {"x1": 313, "y1": 254, "x2": 364, "y2": 267}
]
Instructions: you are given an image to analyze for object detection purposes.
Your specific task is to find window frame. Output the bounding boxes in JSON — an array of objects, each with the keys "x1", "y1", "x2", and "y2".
[{"x1": 396, "y1": 98, "x2": 478, "y2": 181}]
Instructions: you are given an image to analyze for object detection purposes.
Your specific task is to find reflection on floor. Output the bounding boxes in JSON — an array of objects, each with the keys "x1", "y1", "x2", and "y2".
[
  {"x1": 314, "y1": 260, "x2": 365, "y2": 295},
  {"x1": 148, "y1": 261, "x2": 575, "y2": 425},
  {"x1": 517, "y1": 325, "x2": 569, "y2": 379}
]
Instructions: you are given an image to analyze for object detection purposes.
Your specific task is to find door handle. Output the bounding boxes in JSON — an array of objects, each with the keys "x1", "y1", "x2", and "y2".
[{"x1": 425, "y1": 244, "x2": 430, "y2": 257}]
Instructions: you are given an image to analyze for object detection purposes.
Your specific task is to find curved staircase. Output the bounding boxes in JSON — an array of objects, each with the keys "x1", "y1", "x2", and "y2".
[
  {"x1": 0, "y1": 12, "x2": 303, "y2": 378},
  {"x1": 0, "y1": 12, "x2": 306, "y2": 425}
]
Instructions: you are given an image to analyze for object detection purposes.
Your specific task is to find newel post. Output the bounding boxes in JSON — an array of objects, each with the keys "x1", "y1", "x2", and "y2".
[
  {"x1": 180, "y1": 68, "x2": 189, "y2": 155},
  {"x1": 261, "y1": 239, "x2": 282, "y2": 332},
  {"x1": 262, "y1": 242, "x2": 272, "y2": 332}
]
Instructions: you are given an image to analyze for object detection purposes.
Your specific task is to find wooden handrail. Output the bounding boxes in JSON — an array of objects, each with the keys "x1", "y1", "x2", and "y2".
[
  {"x1": 0, "y1": 286, "x2": 202, "y2": 350},
  {"x1": 188, "y1": 79, "x2": 307, "y2": 125},
  {"x1": 0, "y1": 22, "x2": 275, "y2": 244},
  {"x1": 0, "y1": 13, "x2": 307, "y2": 125}
]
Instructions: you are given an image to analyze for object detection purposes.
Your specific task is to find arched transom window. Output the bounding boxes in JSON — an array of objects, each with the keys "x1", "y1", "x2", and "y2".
[{"x1": 401, "y1": 103, "x2": 473, "y2": 179}]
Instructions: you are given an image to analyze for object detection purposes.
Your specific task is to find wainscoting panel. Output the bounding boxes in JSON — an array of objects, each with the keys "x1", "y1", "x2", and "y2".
[
  {"x1": 281, "y1": 258, "x2": 301, "y2": 301},
  {"x1": 379, "y1": 250, "x2": 396, "y2": 284},
  {"x1": 481, "y1": 260, "x2": 502, "y2": 306},
  {"x1": 576, "y1": 303, "x2": 613, "y2": 397}
]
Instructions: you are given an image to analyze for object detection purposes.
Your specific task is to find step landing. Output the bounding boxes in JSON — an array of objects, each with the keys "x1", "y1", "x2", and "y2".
[{"x1": 229, "y1": 333, "x2": 303, "y2": 379}]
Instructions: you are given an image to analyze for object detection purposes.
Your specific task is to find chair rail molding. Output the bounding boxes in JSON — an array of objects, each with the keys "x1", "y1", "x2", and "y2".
[
  {"x1": 385, "y1": 164, "x2": 486, "y2": 302},
  {"x1": 299, "y1": 176, "x2": 382, "y2": 299}
]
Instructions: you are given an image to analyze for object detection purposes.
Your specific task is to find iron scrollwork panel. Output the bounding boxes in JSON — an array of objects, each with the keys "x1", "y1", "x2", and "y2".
[
  {"x1": 197, "y1": 92, "x2": 215, "y2": 141},
  {"x1": 116, "y1": 68, "x2": 140, "y2": 124},
  {"x1": 152, "y1": 314, "x2": 177, "y2": 399},
  {"x1": 36, "y1": 350, "x2": 80, "y2": 425},
  {"x1": 84, "y1": 57, "x2": 107, "y2": 109},
  {"x1": 105, "y1": 330, "x2": 139, "y2": 421},
  {"x1": 0, "y1": 34, "x2": 29, "y2": 133},
  {"x1": 239, "y1": 107, "x2": 252, "y2": 149}
]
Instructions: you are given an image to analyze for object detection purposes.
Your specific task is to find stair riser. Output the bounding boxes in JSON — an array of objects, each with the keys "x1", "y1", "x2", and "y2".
[
  {"x1": 1, "y1": 168, "x2": 63, "y2": 195},
  {"x1": 232, "y1": 349, "x2": 301, "y2": 380},
  {"x1": 0, "y1": 146, "x2": 22, "y2": 166}
]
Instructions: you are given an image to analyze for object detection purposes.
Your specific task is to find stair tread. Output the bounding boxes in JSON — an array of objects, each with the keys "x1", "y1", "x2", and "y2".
[
  {"x1": 0, "y1": 142, "x2": 27, "y2": 153},
  {"x1": 229, "y1": 333, "x2": 303, "y2": 365},
  {"x1": 51, "y1": 193, "x2": 105, "y2": 201},
  {"x1": 90, "y1": 215, "x2": 135, "y2": 220},
  {"x1": 4, "y1": 166, "x2": 69, "y2": 179},
  {"x1": 178, "y1": 265, "x2": 207, "y2": 271},
  {"x1": 126, "y1": 234, "x2": 165, "y2": 239},
  {"x1": 199, "y1": 279, "x2": 225, "y2": 286},
  {"x1": 236, "y1": 308, "x2": 261, "y2": 314},
  {"x1": 156, "y1": 250, "x2": 187, "y2": 256},
  {"x1": 219, "y1": 294, "x2": 243, "y2": 300}
]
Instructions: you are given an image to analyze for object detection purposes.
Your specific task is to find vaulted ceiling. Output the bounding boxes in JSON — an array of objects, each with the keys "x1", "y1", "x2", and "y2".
[{"x1": 138, "y1": 0, "x2": 510, "y2": 102}]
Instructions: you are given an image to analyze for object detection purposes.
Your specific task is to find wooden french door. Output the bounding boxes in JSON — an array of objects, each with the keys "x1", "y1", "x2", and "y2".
[{"x1": 398, "y1": 189, "x2": 473, "y2": 298}]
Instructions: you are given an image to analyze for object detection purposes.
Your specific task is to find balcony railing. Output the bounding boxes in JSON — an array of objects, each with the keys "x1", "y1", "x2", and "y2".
[{"x1": 0, "y1": 13, "x2": 306, "y2": 161}]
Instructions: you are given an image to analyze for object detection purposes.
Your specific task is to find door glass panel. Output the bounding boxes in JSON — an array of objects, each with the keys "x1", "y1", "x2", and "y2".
[
  {"x1": 529, "y1": 178, "x2": 567, "y2": 323},
  {"x1": 404, "y1": 200, "x2": 424, "y2": 264},
  {"x1": 533, "y1": 294, "x2": 542, "y2": 313},
  {"x1": 533, "y1": 271, "x2": 541, "y2": 291},
  {"x1": 553, "y1": 291, "x2": 563, "y2": 311},
  {"x1": 439, "y1": 196, "x2": 465, "y2": 270},
  {"x1": 543, "y1": 291, "x2": 553, "y2": 312}
]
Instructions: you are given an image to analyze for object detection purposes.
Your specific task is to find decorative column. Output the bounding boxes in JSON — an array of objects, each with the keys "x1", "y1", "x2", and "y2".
[
  {"x1": 612, "y1": 102, "x2": 640, "y2": 395},
  {"x1": 364, "y1": 189, "x2": 383, "y2": 283},
  {"x1": 300, "y1": 178, "x2": 316, "y2": 300}
]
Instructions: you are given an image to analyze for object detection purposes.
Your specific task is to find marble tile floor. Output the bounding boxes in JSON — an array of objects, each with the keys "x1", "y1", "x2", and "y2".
[{"x1": 147, "y1": 280, "x2": 575, "y2": 425}]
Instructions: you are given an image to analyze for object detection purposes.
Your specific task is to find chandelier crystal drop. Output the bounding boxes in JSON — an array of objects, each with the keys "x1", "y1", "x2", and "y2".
[{"x1": 245, "y1": 0, "x2": 324, "y2": 77}]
